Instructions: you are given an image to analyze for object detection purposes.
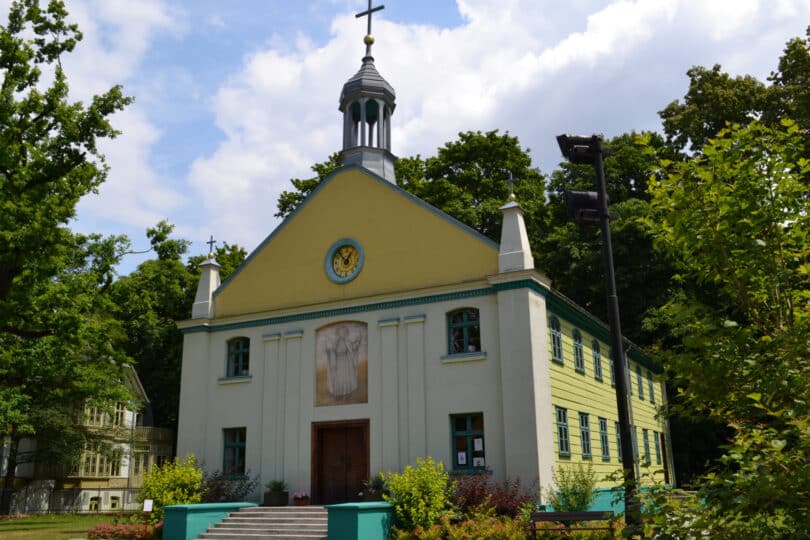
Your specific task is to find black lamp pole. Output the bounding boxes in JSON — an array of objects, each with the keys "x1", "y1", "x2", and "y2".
[{"x1": 556, "y1": 134, "x2": 640, "y2": 531}]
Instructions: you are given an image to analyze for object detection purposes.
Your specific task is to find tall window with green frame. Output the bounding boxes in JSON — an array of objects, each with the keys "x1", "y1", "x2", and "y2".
[
  {"x1": 556, "y1": 406, "x2": 570, "y2": 456},
  {"x1": 636, "y1": 365, "x2": 644, "y2": 400},
  {"x1": 615, "y1": 421, "x2": 622, "y2": 461},
  {"x1": 447, "y1": 308, "x2": 481, "y2": 354},
  {"x1": 579, "y1": 412, "x2": 591, "y2": 458},
  {"x1": 573, "y1": 330, "x2": 585, "y2": 373},
  {"x1": 550, "y1": 316, "x2": 563, "y2": 364},
  {"x1": 450, "y1": 413, "x2": 485, "y2": 471},
  {"x1": 592, "y1": 340, "x2": 603, "y2": 381},
  {"x1": 599, "y1": 417, "x2": 610, "y2": 461},
  {"x1": 647, "y1": 371, "x2": 655, "y2": 404},
  {"x1": 654, "y1": 430, "x2": 662, "y2": 465},
  {"x1": 227, "y1": 337, "x2": 250, "y2": 377},
  {"x1": 223, "y1": 427, "x2": 246, "y2": 475},
  {"x1": 642, "y1": 428, "x2": 651, "y2": 465}
]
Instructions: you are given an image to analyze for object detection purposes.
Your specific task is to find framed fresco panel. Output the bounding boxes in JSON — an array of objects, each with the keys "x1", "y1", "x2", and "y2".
[{"x1": 316, "y1": 321, "x2": 368, "y2": 406}]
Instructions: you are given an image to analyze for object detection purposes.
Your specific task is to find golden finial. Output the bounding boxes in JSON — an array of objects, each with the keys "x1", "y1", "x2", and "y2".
[
  {"x1": 508, "y1": 192, "x2": 517, "y2": 202},
  {"x1": 364, "y1": 34, "x2": 375, "y2": 46}
]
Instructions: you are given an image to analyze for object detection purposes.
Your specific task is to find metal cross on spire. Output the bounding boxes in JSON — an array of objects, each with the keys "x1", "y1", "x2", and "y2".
[
  {"x1": 356, "y1": 0, "x2": 384, "y2": 56},
  {"x1": 206, "y1": 235, "x2": 217, "y2": 256}
]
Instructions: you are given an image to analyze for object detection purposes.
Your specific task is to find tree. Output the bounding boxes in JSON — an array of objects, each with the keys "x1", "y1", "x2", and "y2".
[
  {"x1": 535, "y1": 132, "x2": 676, "y2": 343},
  {"x1": 659, "y1": 65, "x2": 768, "y2": 152},
  {"x1": 644, "y1": 119, "x2": 809, "y2": 536},
  {"x1": 0, "y1": 0, "x2": 132, "y2": 513},
  {"x1": 112, "y1": 223, "x2": 247, "y2": 434},
  {"x1": 398, "y1": 130, "x2": 547, "y2": 243}
]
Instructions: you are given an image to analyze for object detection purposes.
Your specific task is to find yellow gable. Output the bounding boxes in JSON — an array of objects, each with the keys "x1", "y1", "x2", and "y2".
[{"x1": 213, "y1": 167, "x2": 499, "y2": 318}]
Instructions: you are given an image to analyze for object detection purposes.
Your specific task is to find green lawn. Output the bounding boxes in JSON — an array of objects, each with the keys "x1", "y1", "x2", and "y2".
[{"x1": 0, "y1": 514, "x2": 114, "y2": 540}]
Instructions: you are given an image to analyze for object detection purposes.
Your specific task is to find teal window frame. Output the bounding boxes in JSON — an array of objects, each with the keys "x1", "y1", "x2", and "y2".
[
  {"x1": 592, "y1": 340, "x2": 603, "y2": 381},
  {"x1": 648, "y1": 371, "x2": 655, "y2": 404},
  {"x1": 636, "y1": 365, "x2": 644, "y2": 400},
  {"x1": 579, "y1": 412, "x2": 591, "y2": 458},
  {"x1": 550, "y1": 317, "x2": 563, "y2": 364},
  {"x1": 615, "y1": 421, "x2": 622, "y2": 461},
  {"x1": 642, "y1": 428, "x2": 651, "y2": 465},
  {"x1": 573, "y1": 330, "x2": 585, "y2": 373},
  {"x1": 226, "y1": 337, "x2": 250, "y2": 378},
  {"x1": 450, "y1": 413, "x2": 485, "y2": 472},
  {"x1": 599, "y1": 417, "x2": 610, "y2": 461},
  {"x1": 447, "y1": 308, "x2": 481, "y2": 355},
  {"x1": 654, "y1": 430, "x2": 662, "y2": 465},
  {"x1": 223, "y1": 427, "x2": 246, "y2": 475},
  {"x1": 609, "y1": 354, "x2": 615, "y2": 387},
  {"x1": 556, "y1": 406, "x2": 570, "y2": 456}
]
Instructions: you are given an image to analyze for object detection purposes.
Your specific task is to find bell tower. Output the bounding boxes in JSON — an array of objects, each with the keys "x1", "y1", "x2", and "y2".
[{"x1": 338, "y1": 1, "x2": 396, "y2": 182}]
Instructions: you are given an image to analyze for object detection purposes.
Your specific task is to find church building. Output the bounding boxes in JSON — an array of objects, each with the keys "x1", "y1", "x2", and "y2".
[{"x1": 176, "y1": 10, "x2": 673, "y2": 505}]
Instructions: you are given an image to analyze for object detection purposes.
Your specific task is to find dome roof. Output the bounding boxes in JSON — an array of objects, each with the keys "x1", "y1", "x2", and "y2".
[{"x1": 339, "y1": 56, "x2": 396, "y2": 110}]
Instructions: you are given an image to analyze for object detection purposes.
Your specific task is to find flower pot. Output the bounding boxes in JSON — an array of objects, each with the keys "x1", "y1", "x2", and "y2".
[
  {"x1": 293, "y1": 497, "x2": 310, "y2": 506},
  {"x1": 263, "y1": 490, "x2": 289, "y2": 506}
]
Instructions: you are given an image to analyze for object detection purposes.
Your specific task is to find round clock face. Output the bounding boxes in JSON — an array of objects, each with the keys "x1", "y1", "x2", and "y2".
[
  {"x1": 325, "y1": 239, "x2": 364, "y2": 283},
  {"x1": 332, "y1": 245, "x2": 359, "y2": 278}
]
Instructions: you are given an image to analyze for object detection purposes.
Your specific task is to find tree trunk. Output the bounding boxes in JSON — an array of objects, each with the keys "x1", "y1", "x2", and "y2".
[{"x1": 0, "y1": 428, "x2": 19, "y2": 515}]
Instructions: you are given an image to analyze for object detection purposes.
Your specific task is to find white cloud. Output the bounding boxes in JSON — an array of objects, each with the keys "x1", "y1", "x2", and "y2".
[{"x1": 182, "y1": 0, "x2": 810, "y2": 252}]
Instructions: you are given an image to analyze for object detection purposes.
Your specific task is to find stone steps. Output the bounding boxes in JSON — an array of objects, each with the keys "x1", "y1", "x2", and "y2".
[{"x1": 198, "y1": 506, "x2": 328, "y2": 540}]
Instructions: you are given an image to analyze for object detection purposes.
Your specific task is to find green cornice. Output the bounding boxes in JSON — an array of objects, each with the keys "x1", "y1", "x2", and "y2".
[
  {"x1": 184, "y1": 278, "x2": 661, "y2": 373},
  {"x1": 182, "y1": 287, "x2": 493, "y2": 335}
]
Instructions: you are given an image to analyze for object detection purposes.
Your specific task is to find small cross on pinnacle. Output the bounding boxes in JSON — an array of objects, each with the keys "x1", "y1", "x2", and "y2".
[
  {"x1": 206, "y1": 235, "x2": 217, "y2": 256},
  {"x1": 356, "y1": 0, "x2": 384, "y2": 56}
]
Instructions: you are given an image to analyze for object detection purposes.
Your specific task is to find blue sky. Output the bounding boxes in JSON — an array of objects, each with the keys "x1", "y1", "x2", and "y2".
[{"x1": 4, "y1": 1, "x2": 809, "y2": 274}]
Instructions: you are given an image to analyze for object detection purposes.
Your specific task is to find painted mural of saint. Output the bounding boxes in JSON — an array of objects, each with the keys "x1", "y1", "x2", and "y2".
[{"x1": 325, "y1": 325, "x2": 362, "y2": 399}]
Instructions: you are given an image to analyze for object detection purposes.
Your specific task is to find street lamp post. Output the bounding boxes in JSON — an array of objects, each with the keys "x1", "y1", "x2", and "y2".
[{"x1": 556, "y1": 134, "x2": 640, "y2": 531}]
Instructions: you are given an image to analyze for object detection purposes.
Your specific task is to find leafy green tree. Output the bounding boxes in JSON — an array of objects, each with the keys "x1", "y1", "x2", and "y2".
[
  {"x1": 0, "y1": 0, "x2": 132, "y2": 513},
  {"x1": 398, "y1": 130, "x2": 547, "y2": 243},
  {"x1": 536, "y1": 132, "x2": 675, "y2": 343},
  {"x1": 645, "y1": 119, "x2": 809, "y2": 536},
  {"x1": 112, "y1": 223, "x2": 247, "y2": 433}
]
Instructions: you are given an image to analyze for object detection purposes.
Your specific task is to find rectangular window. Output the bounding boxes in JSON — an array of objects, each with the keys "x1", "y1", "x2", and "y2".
[
  {"x1": 599, "y1": 417, "x2": 610, "y2": 461},
  {"x1": 550, "y1": 317, "x2": 563, "y2": 364},
  {"x1": 648, "y1": 371, "x2": 655, "y2": 404},
  {"x1": 636, "y1": 366, "x2": 644, "y2": 400},
  {"x1": 579, "y1": 413, "x2": 591, "y2": 458},
  {"x1": 447, "y1": 309, "x2": 481, "y2": 354},
  {"x1": 113, "y1": 402, "x2": 125, "y2": 427},
  {"x1": 223, "y1": 427, "x2": 247, "y2": 475},
  {"x1": 573, "y1": 330, "x2": 585, "y2": 373},
  {"x1": 642, "y1": 429, "x2": 651, "y2": 465},
  {"x1": 615, "y1": 422, "x2": 622, "y2": 461},
  {"x1": 592, "y1": 341, "x2": 603, "y2": 381},
  {"x1": 450, "y1": 413, "x2": 485, "y2": 470},
  {"x1": 227, "y1": 338, "x2": 251, "y2": 377},
  {"x1": 556, "y1": 407, "x2": 570, "y2": 456},
  {"x1": 609, "y1": 355, "x2": 615, "y2": 386},
  {"x1": 654, "y1": 430, "x2": 662, "y2": 465}
]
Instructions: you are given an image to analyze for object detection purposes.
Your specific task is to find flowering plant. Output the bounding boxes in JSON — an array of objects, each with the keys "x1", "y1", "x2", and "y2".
[{"x1": 292, "y1": 491, "x2": 309, "y2": 500}]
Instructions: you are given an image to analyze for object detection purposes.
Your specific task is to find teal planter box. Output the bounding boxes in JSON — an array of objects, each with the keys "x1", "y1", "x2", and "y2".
[
  {"x1": 326, "y1": 502, "x2": 393, "y2": 540},
  {"x1": 163, "y1": 502, "x2": 257, "y2": 540}
]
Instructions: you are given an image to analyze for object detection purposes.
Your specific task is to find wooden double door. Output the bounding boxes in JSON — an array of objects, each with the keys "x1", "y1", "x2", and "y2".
[{"x1": 311, "y1": 420, "x2": 369, "y2": 504}]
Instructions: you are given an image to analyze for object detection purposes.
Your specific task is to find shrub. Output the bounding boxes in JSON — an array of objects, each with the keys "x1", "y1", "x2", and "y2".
[
  {"x1": 545, "y1": 462, "x2": 596, "y2": 512},
  {"x1": 382, "y1": 456, "x2": 454, "y2": 531},
  {"x1": 137, "y1": 455, "x2": 204, "y2": 523},
  {"x1": 490, "y1": 476, "x2": 534, "y2": 518},
  {"x1": 393, "y1": 513, "x2": 528, "y2": 540},
  {"x1": 201, "y1": 469, "x2": 260, "y2": 502},
  {"x1": 87, "y1": 523, "x2": 151, "y2": 540},
  {"x1": 452, "y1": 471, "x2": 492, "y2": 514}
]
